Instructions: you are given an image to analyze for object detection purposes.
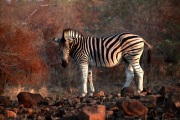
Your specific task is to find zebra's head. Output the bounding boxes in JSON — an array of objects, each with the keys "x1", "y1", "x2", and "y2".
[{"x1": 53, "y1": 29, "x2": 82, "y2": 68}]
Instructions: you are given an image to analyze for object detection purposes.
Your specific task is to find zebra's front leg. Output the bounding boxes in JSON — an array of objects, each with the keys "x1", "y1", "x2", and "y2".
[
  {"x1": 88, "y1": 67, "x2": 95, "y2": 96},
  {"x1": 80, "y1": 64, "x2": 89, "y2": 97}
]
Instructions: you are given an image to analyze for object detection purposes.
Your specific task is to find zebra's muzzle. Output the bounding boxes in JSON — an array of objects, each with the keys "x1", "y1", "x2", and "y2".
[{"x1": 62, "y1": 60, "x2": 68, "y2": 68}]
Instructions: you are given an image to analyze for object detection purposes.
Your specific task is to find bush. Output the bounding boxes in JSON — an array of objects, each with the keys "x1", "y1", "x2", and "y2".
[{"x1": 158, "y1": 39, "x2": 180, "y2": 64}]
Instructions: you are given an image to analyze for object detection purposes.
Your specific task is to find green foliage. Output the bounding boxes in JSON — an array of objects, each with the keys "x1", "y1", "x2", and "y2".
[{"x1": 158, "y1": 39, "x2": 180, "y2": 64}]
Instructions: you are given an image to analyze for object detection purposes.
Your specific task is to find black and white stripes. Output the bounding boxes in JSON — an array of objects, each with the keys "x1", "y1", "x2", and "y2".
[{"x1": 53, "y1": 29, "x2": 152, "y2": 97}]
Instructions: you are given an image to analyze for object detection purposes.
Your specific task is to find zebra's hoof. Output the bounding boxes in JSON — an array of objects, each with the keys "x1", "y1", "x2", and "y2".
[
  {"x1": 138, "y1": 92, "x2": 147, "y2": 96},
  {"x1": 89, "y1": 92, "x2": 94, "y2": 97},
  {"x1": 81, "y1": 93, "x2": 87, "y2": 97},
  {"x1": 137, "y1": 89, "x2": 147, "y2": 96}
]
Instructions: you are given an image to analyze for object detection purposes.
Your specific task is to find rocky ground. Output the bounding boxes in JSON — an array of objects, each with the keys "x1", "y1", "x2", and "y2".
[{"x1": 0, "y1": 83, "x2": 180, "y2": 120}]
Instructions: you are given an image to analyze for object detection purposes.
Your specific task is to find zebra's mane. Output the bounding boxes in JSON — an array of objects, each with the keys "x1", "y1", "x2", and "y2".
[{"x1": 63, "y1": 29, "x2": 83, "y2": 39}]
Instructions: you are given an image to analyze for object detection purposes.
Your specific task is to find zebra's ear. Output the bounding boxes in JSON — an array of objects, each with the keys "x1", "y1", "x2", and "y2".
[{"x1": 53, "y1": 38, "x2": 60, "y2": 43}]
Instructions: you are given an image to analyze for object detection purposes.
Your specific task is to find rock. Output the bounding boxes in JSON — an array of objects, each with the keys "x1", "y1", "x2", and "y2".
[
  {"x1": 17, "y1": 92, "x2": 48, "y2": 107},
  {"x1": 139, "y1": 95, "x2": 157, "y2": 108},
  {"x1": 147, "y1": 108, "x2": 159, "y2": 119},
  {"x1": 106, "y1": 110, "x2": 113, "y2": 119},
  {"x1": 13, "y1": 108, "x2": 18, "y2": 113},
  {"x1": 41, "y1": 107, "x2": 50, "y2": 114},
  {"x1": 78, "y1": 105, "x2": 106, "y2": 120},
  {"x1": 27, "y1": 108, "x2": 34, "y2": 115},
  {"x1": 172, "y1": 83, "x2": 180, "y2": 88},
  {"x1": 153, "y1": 85, "x2": 162, "y2": 93},
  {"x1": 0, "y1": 96, "x2": 11, "y2": 106},
  {"x1": 144, "y1": 86, "x2": 152, "y2": 94},
  {"x1": 49, "y1": 99, "x2": 64, "y2": 106},
  {"x1": 34, "y1": 108, "x2": 41, "y2": 114},
  {"x1": 116, "y1": 98, "x2": 148, "y2": 117},
  {"x1": 45, "y1": 112, "x2": 52, "y2": 120},
  {"x1": 75, "y1": 103, "x2": 82, "y2": 109},
  {"x1": 158, "y1": 85, "x2": 180, "y2": 98},
  {"x1": 55, "y1": 107, "x2": 66, "y2": 117},
  {"x1": 0, "y1": 106, "x2": 4, "y2": 113},
  {"x1": 73, "y1": 97, "x2": 81, "y2": 104},
  {"x1": 11, "y1": 100, "x2": 18, "y2": 107},
  {"x1": 5, "y1": 110, "x2": 17, "y2": 119},
  {"x1": 121, "y1": 87, "x2": 134, "y2": 97},
  {"x1": 105, "y1": 102, "x2": 116, "y2": 111},
  {"x1": 93, "y1": 91, "x2": 105, "y2": 97},
  {"x1": 162, "y1": 112, "x2": 175, "y2": 119},
  {"x1": 37, "y1": 116, "x2": 45, "y2": 120},
  {"x1": 164, "y1": 90, "x2": 180, "y2": 112},
  {"x1": 107, "y1": 94, "x2": 113, "y2": 100},
  {"x1": 86, "y1": 98, "x2": 97, "y2": 105},
  {"x1": 0, "y1": 114, "x2": 5, "y2": 120}
]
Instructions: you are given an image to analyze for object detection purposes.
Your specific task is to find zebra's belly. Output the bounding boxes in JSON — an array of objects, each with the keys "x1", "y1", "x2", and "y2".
[
  {"x1": 88, "y1": 57, "x2": 123, "y2": 68},
  {"x1": 89, "y1": 60, "x2": 122, "y2": 67}
]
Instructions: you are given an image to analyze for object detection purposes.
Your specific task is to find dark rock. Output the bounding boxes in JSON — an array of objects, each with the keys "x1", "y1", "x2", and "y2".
[
  {"x1": 164, "y1": 90, "x2": 180, "y2": 112},
  {"x1": 34, "y1": 108, "x2": 41, "y2": 114},
  {"x1": 105, "y1": 102, "x2": 116, "y2": 110},
  {"x1": 0, "y1": 114, "x2": 5, "y2": 120},
  {"x1": 49, "y1": 99, "x2": 64, "y2": 106},
  {"x1": 144, "y1": 85, "x2": 152, "y2": 94},
  {"x1": 121, "y1": 87, "x2": 134, "y2": 97},
  {"x1": 0, "y1": 106, "x2": 4, "y2": 113},
  {"x1": 106, "y1": 110, "x2": 113, "y2": 119},
  {"x1": 107, "y1": 94, "x2": 113, "y2": 100},
  {"x1": 153, "y1": 85, "x2": 162, "y2": 93},
  {"x1": 172, "y1": 83, "x2": 180, "y2": 88},
  {"x1": 55, "y1": 107, "x2": 67, "y2": 117},
  {"x1": 73, "y1": 97, "x2": 81, "y2": 104},
  {"x1": 74, "y1": 103, "x2": 81, "y2": 109},
  {"x1": 139, "y1": 95, "x2": 157, "y2": 108},
  {"x1": 17, "y1": 92, "x2": 48, "y2": 107},
  {"x1": 86, "y1": 98, "x2": 97, "y2": 105},
  {"x1": 0, "y1": 96, "x2": 11, "y2": 106},
  {"x1": 78, "y1": 105, "x2": 106, "y2": 120},
  {"x1": 158, "y1": 85, "x2": 180, "y2": 98},
  {"x1": 147, "y1": 108, "x2": 159, "y2": 120},
  {"x1": 27, "y1": 114, "x2": 35, "y2": 119},
  {"x1": 61, "y1": 115, "x2": 78, "y2": 120},
  {"x1": 45, "y1": 112, "x2": 52, "y2": 120},
  {"x1": 80, "y1": 97, "x2": 86, "y2": 103},
  {"x1": 11, "y1": 100, "x2": 18, "y2": 108},
  {"x1": 162, "y1": 112, "x2": 175, "y2": 119},
  {"x1": 116, "y1": 97, "x2": 148, "y2": 117}
]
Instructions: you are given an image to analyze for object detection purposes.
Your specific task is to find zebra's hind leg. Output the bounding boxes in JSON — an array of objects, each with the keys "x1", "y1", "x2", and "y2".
[
  {"x1": 88, "y1": 67, "x2": 95, "y2": 96},
  {"x1": 123, "y1": 60, "x2": 134, "y2": 88},
  {"x1": 129, "y1": 59, "x2": 144, "y2": 94}
]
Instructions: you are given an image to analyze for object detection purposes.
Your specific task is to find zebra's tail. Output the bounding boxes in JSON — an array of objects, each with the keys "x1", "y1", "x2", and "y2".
[{"x1": 144, "y1": 40, "x2": 153, "y2": 64}]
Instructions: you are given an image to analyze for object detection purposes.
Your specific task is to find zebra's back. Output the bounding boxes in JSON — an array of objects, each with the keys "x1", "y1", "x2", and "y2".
[{"x1": 81, "y1": 33, "x2": 144, "y2": 67}]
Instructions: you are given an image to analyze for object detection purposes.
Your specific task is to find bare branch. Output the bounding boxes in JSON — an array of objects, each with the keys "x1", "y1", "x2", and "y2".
[{"x1": 24, "y1": 9, "x2": 38, "y2": 23}]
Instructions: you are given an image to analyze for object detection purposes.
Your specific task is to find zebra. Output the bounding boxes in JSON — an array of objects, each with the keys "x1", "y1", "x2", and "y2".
[{"x1": 53, "y1": 29, "x2": 152, "y2": 97}]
